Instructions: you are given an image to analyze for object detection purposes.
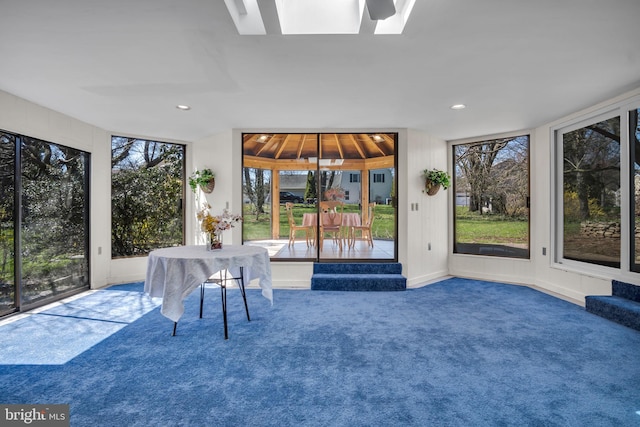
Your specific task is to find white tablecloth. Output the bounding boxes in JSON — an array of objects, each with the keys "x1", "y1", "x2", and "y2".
[{"x1": 145, "y1": 245, "x2": 272, "y2": 322}]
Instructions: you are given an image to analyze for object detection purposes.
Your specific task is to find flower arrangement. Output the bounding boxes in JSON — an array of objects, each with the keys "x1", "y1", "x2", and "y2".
[
  {"x1": 188, "y1": 168, "x2": 216, "y2": 193},
  {"x1": 324, "y1": 186, "x2": 345, "y2": 201},
  {"x1": 196, "y1": 204, "x2": 242, "y2": 236}
]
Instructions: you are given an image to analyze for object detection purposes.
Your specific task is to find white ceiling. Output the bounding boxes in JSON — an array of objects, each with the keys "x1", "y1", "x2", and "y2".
[{"x1": 1, "y1": 0, "x2": 639, "y2": 143}]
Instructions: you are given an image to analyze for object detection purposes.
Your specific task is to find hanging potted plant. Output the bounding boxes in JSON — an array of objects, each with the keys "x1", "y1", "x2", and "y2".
[
  {"x1": 189, "y1": 168, "x2": 216, "y2": 193},
  {"x1": 422, "y1": 168, "x2": 451, "y2": 196}
]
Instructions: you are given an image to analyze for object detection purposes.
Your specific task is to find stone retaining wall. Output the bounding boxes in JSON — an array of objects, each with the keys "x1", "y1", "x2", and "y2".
[{"x1": 580, "y1": 221, "x2": 621, "y2": 238}]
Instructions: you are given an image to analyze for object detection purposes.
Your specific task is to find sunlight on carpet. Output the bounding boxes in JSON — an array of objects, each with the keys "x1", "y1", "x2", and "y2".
[{"x1": 0, "y1": 284, "x2": 159, "y2": 365}]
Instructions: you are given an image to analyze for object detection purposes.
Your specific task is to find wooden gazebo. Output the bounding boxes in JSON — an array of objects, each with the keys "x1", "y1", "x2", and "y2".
[{"x1": 243, "y1": 133, "x2": 395, "y2": 239}]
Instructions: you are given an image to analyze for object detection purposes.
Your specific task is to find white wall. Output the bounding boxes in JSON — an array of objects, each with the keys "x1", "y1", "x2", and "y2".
[
  {"x1": 5, "y1": 87, "x2": 640, "y2": 302},
  {"x1": 403, "y1": 129, "x2": 449, "y2": 286},
  {"x1": 0, "y1": 93, "x2": 449, "y2": 291}
]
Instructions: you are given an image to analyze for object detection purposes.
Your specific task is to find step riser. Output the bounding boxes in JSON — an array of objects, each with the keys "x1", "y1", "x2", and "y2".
[
  {"x1": 311, "y1": 279, "x2": 406, "y2": 292},
  {"x1": 586, "y1": 296, "x2": 640, "y2": 332},
  {"x1": 612, "y1": 280, "x2": 640, "y2": 303},
  {"x1": 313, "y1": 262, "x2": 402, "y2": 275}
]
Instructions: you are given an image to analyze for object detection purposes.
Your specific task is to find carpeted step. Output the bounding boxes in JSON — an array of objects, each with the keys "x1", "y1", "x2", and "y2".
[
  {"x1": 585, "y1": 295, "x2": 640, "y2": 332},
  {"x1": 311, "y1": 273, "x2": 407, "y2": 292},
  {"x1": 313, "y1": 262, "x2": 402, "y2": 275},
  {"x1": 311, "y1": 263, "x2": 407, "y2": 291},
  {"x1": 585, "y1": 280, "x2": 640, "y2": 331},
  {"x1": 612, "y1": 280, "x2": 640, "y2": 303}
]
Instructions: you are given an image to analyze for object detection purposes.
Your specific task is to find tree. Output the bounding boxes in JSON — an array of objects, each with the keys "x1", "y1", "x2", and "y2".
[
  {"x1": 455, "y1": 138, "x2": 512, "y2": 213},
  {"x1": 563, "y1": 117, "x2": 620, "y2": 221},
  {"x1": 304, "y1": 171, "x2": 317, "y2": 202},
  {"x1": 455, "y1": 136, "x2": 529, "y2": 217},
  {"x1": 243, "y1": 168, "x2": 269, "y2": 219},
  {"x1": 111, "y1": 137, "x2": 184, "y2": 257},
  {"x1": 320, "y1": 171, "x2": 336, "y2": 199}
]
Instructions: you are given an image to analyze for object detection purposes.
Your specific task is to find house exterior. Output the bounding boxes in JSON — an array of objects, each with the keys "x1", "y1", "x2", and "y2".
[
  {"x1": 340, "y1": 170, "x2": 393, "y2": 205},
  {"x1": 276, "y1": 170, "x2": 393, "y2": 205}
]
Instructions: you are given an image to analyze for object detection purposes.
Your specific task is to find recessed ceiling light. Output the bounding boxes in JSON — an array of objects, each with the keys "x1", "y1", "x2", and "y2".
[
  {"x1": 450, "y1": 104, "x2": 466, "y2": 110},
  {"x1": 176, "y1": 105, "x2": 191, "y2": 110}
]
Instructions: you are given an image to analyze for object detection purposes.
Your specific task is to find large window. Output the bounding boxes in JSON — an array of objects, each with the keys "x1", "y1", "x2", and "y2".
[
  {"x1": 557, "y1": 115, "x2": 621, "y2": 269},
  {"x1": 111, "y1": 137, "x2": 185, "y2": 257},
  {"x1": 453, "y1": 135, "x2": 530, "y2": 258},
  {"x1": 1, "y1": 130, "x2": 90, "y2": 316},
  {"x1": 632, "y1": 108, "x2": 640, "y2": 272},
  {"x1": 242, "y1": 133, "x2": 397, "y2": 261},
  {"x1": 0, "y1": 133, "x2": 15, "y2": 314}
]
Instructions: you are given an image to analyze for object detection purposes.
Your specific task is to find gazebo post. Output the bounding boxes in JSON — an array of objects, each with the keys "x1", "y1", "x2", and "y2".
[{"x1": 272, "y1": 170, "x2": 281, "y2": 239}]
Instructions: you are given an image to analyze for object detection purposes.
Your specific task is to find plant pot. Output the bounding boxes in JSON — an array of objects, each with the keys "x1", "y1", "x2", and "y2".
[
  {"x1": 425, "y1": 180, "x2": 440, "y2": 196},
  {"x1": 200, "y1": 178, "x2": 215, "y2": 194}
]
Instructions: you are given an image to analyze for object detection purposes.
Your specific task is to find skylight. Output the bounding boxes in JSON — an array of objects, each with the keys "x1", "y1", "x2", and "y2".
[
  {"x1": 277, "y1": 0, "x2": 365, "y2": 35},
  {"x1": 224, "y1": 0, "x2": 415, "y2": 35}
]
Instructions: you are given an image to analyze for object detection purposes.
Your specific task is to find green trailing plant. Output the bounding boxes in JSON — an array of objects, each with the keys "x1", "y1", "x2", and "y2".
[
  {"x1": 422, "y1": 168, "x2": 451, "y2": 194},
  {"x1": 188, "y1": 168, "x2": 216, "y2": 193}
]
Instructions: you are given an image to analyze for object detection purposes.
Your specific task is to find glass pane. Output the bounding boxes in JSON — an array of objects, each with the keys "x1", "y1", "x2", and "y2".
[
  {"x1": 243, "y1": 133, "x2": 318, "y2": 260},
  {"x1": 21, "y1": 137, "x2": 89, "y2": 306},
  {"x1": 242, "y1": 166, "x2": 274, "y2": 241},
  {"x1": 562, "y1": 116, "x2": 620, "y2": 268},
  {"x1": 111, "y1": 137, "x2": 185, "y2": 257},
  {"x1": 454, "y1": 135, "x2": 530, "y2": 258},
  {"x1": 318, "y1": 133, "x2": 396, "y2": 260},
  {"x1": 0, "y1": 132, "x2": 15, "y2": 314},
  {"x1": 631, "y1": 109, "x2": 640, "y2": 272}
]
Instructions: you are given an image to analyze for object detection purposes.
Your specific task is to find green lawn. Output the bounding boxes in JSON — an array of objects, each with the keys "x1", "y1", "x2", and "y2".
[
  {"x1": 455, "y1": 207, "x2": 528, "y2": 245},
  {"x1": 243, "y1": 204, "x2": 529, "y2": 245},
  {"x1": 242, "y1": 203, "x2": 396, "y2": 241}
]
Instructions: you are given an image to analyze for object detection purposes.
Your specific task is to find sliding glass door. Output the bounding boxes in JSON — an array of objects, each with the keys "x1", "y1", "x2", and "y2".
[
  {"x1": 0, "y1": 130, "x2": 90, "y2": 316},
  {"x1": 242, "y1": 133, "x2": 397, "y2": 261},
  {"x1": 0, "y1": 133, "x2": 15, "y2": 315}
]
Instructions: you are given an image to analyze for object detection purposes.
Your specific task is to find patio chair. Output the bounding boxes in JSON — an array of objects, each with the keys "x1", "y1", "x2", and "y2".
[
  {"x1": 285, "y1": 202, "x2": 314, "y2": 247},
  {"x1": 351, "y1": 202, "x2": 376, "y2": 248},
  {"x1": 319, "y1": 201, "x2": 344, "y2": 251}
]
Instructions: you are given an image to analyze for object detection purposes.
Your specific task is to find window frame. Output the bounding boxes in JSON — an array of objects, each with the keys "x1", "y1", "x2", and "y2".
[
  {"x1": 450, "y1": 131, "x2": 531, "y2": 260},
  {"x1": 0, "y1": 129, "x2": 91, "y2": 317},
  {"x1": 110, "y1": 136, "x2": 186, "y2": 258},
  {"x1": 552, "y1": 106, "x2": 631, "y2": 277}
]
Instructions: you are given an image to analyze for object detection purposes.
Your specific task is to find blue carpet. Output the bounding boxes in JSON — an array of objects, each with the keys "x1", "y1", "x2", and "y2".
[
  {"x1": 0, "y1": 283, "x2": 160, "y2": 365},
  {"x1": 1, "y1": 278, "x2": 640, "y2": 426}
]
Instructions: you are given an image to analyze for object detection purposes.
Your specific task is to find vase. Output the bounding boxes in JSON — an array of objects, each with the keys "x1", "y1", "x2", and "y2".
[{"x1": 207, "y1": 232, "x2": 222, "y2": 251}]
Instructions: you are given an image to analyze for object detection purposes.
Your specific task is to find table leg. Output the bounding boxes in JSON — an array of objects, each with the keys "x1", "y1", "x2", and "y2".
[
  {"x1": 220, "y1": 280, "x2": 228, "y2": 340},
  {"x1": 199, "y1": 283, "x2": 205, "y2": 318},
  {"x1": 237, "y1": 267, "x2": 251, "y2": 321}
]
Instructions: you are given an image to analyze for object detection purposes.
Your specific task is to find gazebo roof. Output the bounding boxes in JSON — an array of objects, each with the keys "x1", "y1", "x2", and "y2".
[{"x1": 243, "y1": 133, "x2": 395, "y2": 170}]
